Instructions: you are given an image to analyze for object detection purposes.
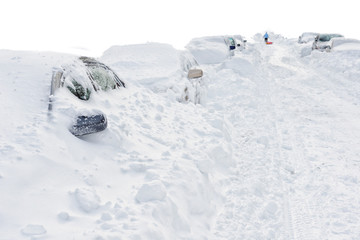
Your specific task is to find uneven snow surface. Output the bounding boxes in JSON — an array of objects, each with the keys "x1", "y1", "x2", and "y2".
[{"x1": 1, "y1": 33, "x2": 360, "y2": 239}]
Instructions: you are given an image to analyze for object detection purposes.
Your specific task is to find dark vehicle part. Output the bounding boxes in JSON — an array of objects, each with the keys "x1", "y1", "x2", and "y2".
[
  {"x1": 228, "y1": 37, "x2": 236, "y2": 50},
  {"x1": 79, "y1": 56, "x2": 126, "y2": 89},
  {"x1": 69, "y1": 114, "x2": 108, "y2": 137}
]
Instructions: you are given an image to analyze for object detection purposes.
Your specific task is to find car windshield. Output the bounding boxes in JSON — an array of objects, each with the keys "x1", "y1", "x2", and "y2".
[
  {"x1": 87, "y1": 66, "x2": 117, "y2": 91},
  {"x1": 319, "y1": 34, "x2": 343, "y2": 42},
  {"x1": 62, "y1": 61, "x2": 93, "y2": 101},
  {"x1": 319, "y1": 35, "x2": 331, "y2": 42},
  {"x1": 229, "y1": 38, "x2": 235, "y2": 46}
]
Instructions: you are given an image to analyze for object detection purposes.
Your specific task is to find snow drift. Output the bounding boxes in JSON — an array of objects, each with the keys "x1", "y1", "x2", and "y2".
[
  {"x1": 1, "y1": 32, "x2": 360, "y2": 239},
  {"x1": 100, "y1": 42, "x2": 206, "y2": 104},
  {"x1": 185, "y1": 36, "x2": 231, "y2": 64}
]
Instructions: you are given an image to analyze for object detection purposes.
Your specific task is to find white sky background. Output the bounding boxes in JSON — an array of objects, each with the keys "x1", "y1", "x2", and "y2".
[{"x1": 1, "y1": 0, "x2": 359, "y2": 56}]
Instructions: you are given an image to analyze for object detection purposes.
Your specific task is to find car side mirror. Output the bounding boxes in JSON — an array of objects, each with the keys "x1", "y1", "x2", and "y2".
[{"x1": 188, "y1": 69, "x2": 203, "y2": 79}]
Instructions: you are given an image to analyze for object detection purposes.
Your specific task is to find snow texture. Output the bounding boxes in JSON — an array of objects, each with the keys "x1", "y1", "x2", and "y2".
[{"x1": 1, "y1": 32, "x2": 360, "y2": 239}]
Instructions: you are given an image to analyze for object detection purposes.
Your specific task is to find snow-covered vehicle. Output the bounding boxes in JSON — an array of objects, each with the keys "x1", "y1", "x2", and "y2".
[
  {"x1": 224, "y1": 35, "x2": 247, "y2": 50},
  {"x1": 176, "y1": 50, "x2": 206, "y2": 104},
  {"x1": 186, "y1": 36, "x2": 235, "y2": 64},
  {"x1": 225, "y1": 37, "x2": 237, "y2": 50},
  {"x1": 331, "y1": 37, "x2": 360, "y2": 51},
  {"x1": 179, "y1": 49, "x2": 200, "y2": 74},
  {"x1": 298, "y1": 32, "x2": 318, "y2": 44},
  {"x1": 312, "y1": 33, "x2": 344, "y2": 51},
  {"x1": 48, "y1": 56, "x2": 126, "y2": 136},
  {"x1": 234, "y1": 35, "x2": 247, "y2": 49},
  {"x1": 180, "y1": 50, "x2": 205, "y2": 104},
  {"x1": 100, "y1": 43, "x2": 206, "y2": 104}
]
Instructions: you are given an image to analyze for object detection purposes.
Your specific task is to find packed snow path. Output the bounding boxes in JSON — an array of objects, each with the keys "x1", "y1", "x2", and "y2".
[{"x1": 206, "y1": 37, "x2": 360, "y2": 239}]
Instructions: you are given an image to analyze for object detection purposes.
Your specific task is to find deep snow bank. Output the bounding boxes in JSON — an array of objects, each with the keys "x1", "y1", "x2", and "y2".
[
  {"x1": 0, "y1": 47, "x2": 231, "y2": 239},
  {"x1": 101, "y1": 43, "x2": 180, "y2": 83},
  {"x1": 185, "y1": 36, "x2": 231, "y2": 64},
  {"x1": 100, "y1": 42, "x2": 205, "y2": 104},
  {"x1": 2, "y1": 33, "x2": 360, "y2": 239}
]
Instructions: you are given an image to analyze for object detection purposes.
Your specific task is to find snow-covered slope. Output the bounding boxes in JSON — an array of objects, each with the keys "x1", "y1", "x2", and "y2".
[
  {"x1": 204, "y1": 35, "x2": 360, "y2": 239},
  {"x1": 100, "y1": 42, "x2": 205, "y2": 104},
  {"x1": 1, "y1": 33, "x2": 360, "y2": 239},
  {"x1": 185, "y1": 36, "x2": 231, "y2": 64}
]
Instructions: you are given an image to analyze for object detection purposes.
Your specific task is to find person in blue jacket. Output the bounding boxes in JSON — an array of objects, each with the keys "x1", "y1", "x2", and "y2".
[{"x1": 264, "y1": 32, "x2": 269, "y2": 43}]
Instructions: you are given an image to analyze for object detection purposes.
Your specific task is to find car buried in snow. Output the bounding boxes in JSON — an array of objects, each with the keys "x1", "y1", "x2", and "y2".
[
  {"x1": 179, "y1": 50, "x2": 205, "y2": 104},
  {"x1": 225, "y1": 37, "x2": 237, "y2": 50},
  {"x1": 234, "y1": 35, "x2": 247, "y2": 49},
  {"x1": 298, "y1": 32, "x2": 319, "y2": 44},
  {"x1": 312, "y1": 33, "x2": 344, "y2": 51},
  {"x1": 100, "y1": 43, "x2": 206, "y2": 104},
  {"x1": 224, "y1": 36, "x2": 247, "y2": 51},
  {"x1": 48, "y1": 56, "x2": 126, "y2": 137}
]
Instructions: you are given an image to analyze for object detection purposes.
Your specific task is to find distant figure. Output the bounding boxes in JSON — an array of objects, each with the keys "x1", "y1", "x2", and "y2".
[{"x1": 264, "y1": 32, "x2": 269, "y2": 43}]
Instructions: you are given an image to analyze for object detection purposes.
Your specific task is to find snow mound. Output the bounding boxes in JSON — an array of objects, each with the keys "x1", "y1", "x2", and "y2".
[
  {"x1": 221, "y1": 56, "x2": 256, "y2": 76},
  {"x1": 100, "y1": 43, "x2": 200, "y2": 103},
  {"x1": 100, "y1": 42, "x2": 208, "y2": 104},
  {"x1": 332, "y1": 38, "x2": 360, "y2": 51},
  {"x1": 74, "y1": 188, "x2": 101, "y2": 213},
  {"x1": 21, "y1": 224, "x2": 47, "y2": 236},
  {"x1": 186, "y1": 36, "x2": 230, "y2": 64},
  {"x1": 135, "y1": 180, "x2": 167, "y2": 202},
  {"x1": 101, "y1": 42, "x2": 180, "y2": 83},
  {"x1": 298, "y1": 32, "x2": 318, "y2": 43}
]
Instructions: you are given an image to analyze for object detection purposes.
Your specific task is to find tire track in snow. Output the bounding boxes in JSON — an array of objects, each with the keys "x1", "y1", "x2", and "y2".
[
  {"x1": 261, "y1": 41, "x2": 323, "y2": 240},
  {"x1": 210, "y1": 36, "x2": 360, "y2": 239},
  {"x1": 210, "y1": 41, "x2": 292, "y2": 239},
  {"x1": 212, "y1": 39, "x2": 325, "y2": 239},
  {"x1": 254, "y1": 43, "x2": 297, "y2": 240}
]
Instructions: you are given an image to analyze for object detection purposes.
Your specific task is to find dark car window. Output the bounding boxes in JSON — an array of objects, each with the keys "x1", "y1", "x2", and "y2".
[
  {"x1": 319, "y1": 35, "x2": 331, "y2": 42},
  {"x1": 62, "y1": 57, "x2": 125, "y2": 101},
  {"x1": 67, "y1": 80, "x2": 92, "y2": 100},
  {"x1": 87, "y1": 66, "x2": 117, "y2": 91},
  {"x1": 229, "y1": 38, "x2": 235, "y2": 46},
  {"x1": 319, "y1": 34, "x2": 343, "y2": 42}
]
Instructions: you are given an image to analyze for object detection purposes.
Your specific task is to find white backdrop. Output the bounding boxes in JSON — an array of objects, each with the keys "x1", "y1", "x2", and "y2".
[{"x1": 1, "y1": 0, "x2": 358, "y2": 56}]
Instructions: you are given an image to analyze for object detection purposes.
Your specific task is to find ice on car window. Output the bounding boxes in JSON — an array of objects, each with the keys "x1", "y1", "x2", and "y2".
[
  {"x1": 319, "y1": 35, "x2": 330, "y2": 42},
  {"x1": 67, "y1": 80, "x2": 91, "y2": 100},
  {"x1": 88, "y1": 66, "x2": 116, "y2": 91}
]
